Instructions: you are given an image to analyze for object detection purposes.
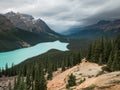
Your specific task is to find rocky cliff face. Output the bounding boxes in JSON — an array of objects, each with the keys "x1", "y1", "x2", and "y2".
[
  {"x1": 4, "y1": 12, "x2": 59, "y2": 35},
  {"x1": 0, "y1": 14, "x2": 15, "y2": 32}
]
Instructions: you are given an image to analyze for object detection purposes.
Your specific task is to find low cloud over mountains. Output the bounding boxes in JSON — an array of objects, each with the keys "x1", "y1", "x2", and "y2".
[{"x1": 0, "y1": 0, "x2": 120, "y2": 32}]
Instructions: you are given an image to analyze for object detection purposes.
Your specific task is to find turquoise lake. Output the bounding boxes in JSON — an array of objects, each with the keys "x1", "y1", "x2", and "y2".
[{"x1": 0, "y1": 41, "x2": 69, "y2": 68}]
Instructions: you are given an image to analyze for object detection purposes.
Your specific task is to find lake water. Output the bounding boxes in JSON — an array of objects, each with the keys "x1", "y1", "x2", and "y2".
[{"x1": 0, "y1": 41, "x2": 69, "y2": 68}]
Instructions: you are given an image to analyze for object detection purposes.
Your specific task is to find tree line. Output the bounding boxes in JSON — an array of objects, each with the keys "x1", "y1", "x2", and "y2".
[
  {"x1": 87, "y1": 36, "x2": 120, "y2": 71},
  {"x1": 0, "y1": 50, "x2": 82, "y2": 90},
  {"x1": 0, "y1": 35, "x2": 119, "y2": 89}
]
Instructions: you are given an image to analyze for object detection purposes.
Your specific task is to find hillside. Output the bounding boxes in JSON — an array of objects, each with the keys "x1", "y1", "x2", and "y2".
[
  {"x1": 0, "y1": 14, "x2": 24, "y2": 51},
  {"x1": 47, "y1": 58, "x2": 120, "y2": 90},
  {"x1": 4, "y1": 12, "x2": 60, "y2": 36},
  {"x1": 0, "y1": 36, "x2": 119, "y2": 90},
  {"x1": 0, "y1": 14, "x2": 60, "y2": 52},
  {"x1": 66, "y1": 20, "x2": 120, "y2": 38}
]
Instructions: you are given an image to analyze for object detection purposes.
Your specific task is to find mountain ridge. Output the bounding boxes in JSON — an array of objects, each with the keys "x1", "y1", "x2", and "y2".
[
  {"x1": 4, "y1": 11, "x2": 59, "y2": 36},
  {"x1": 0, "y1": 13, "x2": 62, "y2": 52},
  {"x1": 65, "y1": 19, "x2": 120, "y2": 38}
]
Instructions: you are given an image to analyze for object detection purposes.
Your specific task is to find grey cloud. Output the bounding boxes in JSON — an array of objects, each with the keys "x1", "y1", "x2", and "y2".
[
  {"x1": 33, "y1": 6, "x2": 70, "y2": 17},
  {"x1": 81, "y1": 0, "x2": 120, "y2": 25},
  {"x1": 0, "y1": 0, "x2": 120, "y2": 32}
]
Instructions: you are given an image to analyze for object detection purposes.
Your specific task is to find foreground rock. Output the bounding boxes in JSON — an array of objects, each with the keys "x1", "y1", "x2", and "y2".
[{"x1": 47, "y1": 58, "x2": 120, "y2": 90}]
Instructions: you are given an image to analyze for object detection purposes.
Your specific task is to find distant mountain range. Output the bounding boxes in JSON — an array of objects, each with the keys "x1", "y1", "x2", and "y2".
[
  {"x1": 65, "y1": 20, "x2": 120, "y2": 38},
  {"x1": 0, "y1": 12, "x2": 62, "y2": 52},
  {"x1": 0, "y1": 11, "x2": 120, "y2": 51}
]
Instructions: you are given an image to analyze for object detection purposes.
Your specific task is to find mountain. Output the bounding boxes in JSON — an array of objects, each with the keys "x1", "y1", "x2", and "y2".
[
  {"x1": 0, "y1": 14, "x2": 60, "y2": 52},
  {"x1": 66, "y1": 20, "x2": 120, "y2": 38},
  {"x1": 0, "y1": 14, "x2": 25, "y2": 52},
  {"x1": 0, "y1": 12, "x2": 66, "y2": 52},
  {"x1": 0, "y1": 14, "x2": 15, "y2": 32},
  {"x1": 4, "y1": 11, "x2": 60, "y2": 36}
]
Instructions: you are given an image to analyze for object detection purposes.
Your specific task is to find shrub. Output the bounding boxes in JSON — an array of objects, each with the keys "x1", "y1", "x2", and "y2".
[{"x1": 82, "y1": 85, "x2": 96, "y2": 90}]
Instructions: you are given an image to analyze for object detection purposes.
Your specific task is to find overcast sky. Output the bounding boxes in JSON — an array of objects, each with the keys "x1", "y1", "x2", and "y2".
[{"x1": 0, "y1": 0, "x2": 120, "y2": 32}]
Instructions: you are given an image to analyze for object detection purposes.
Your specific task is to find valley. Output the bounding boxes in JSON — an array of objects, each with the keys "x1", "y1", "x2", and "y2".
[
  {"x1": 0, "y1": 13, "x2": 63, "y2": 52},
  {"x1": 0, "y1": 8, "x2": 119, "y2": 90},
  {"x1": 0, "y1": 41, "x2": 68, "y2": 68}
]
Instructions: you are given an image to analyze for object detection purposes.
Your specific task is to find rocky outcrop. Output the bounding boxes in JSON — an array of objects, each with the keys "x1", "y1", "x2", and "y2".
[{"x1": 47, "y1": 58, "x2": 120, "y2": 90}]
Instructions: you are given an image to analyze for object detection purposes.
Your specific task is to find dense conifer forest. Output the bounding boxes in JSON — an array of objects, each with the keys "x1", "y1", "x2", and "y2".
[{"x1": 0, "y1": 35, "x2": 119, "y2": 90}]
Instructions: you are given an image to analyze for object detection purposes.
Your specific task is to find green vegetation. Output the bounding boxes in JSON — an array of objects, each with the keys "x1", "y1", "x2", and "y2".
[
  {"x1": 0, "y1": 13, "x2": 119, "y2": 90},
  {"x1": 98, "y1": 85, "x2": 112, "y2": 89},
  {"x1": 0, "y1": 35, "x2": 119, "y2": 89},
  {"x1": 79, "y1": 78, "x2": 86, "y2": 84},
  {"x1": 0, "y1": 28, "x2": 61, "y2": 52},
  {"x1": 96, "y1": 71, "x2": 104, "y2": 77},
  {"x1": 87, "y1": 36, "x2": 120, "y2": 71},
  {"x1": 111, "y1": 80, "x2": 120, "y2": 84},
  {"x1": 0, "y1": 49, "x2": 82, "y2": 90},
  {"x1": 82, "y1": 85, "x2": 96, "y2": 90},
  {"x1": 13, "y1": 63, "x2": 47, "y2": 90},
  {"x1": 66, "y1": 73, "x2": 76, "y2": 89}
]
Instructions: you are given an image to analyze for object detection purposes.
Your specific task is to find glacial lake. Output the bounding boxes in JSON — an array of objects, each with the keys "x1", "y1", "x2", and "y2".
[{"x1": 0, "y1": 41, "x2": 69, "y2": 68}]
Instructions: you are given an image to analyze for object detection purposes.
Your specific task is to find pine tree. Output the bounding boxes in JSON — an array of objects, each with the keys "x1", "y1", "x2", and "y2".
[
  {"x1": 87, "y1": 44, "x2": 92, "y2": 60},
  {"x1": 19, "y1": 75, "x2": 26, "y2": 90},
  {"x1": 107, "y1": 51, "x2": 113, "y2": 69},
  {"x1": 103, "y1": 38, "x2": 111, "y2": 63},
  {"x1": 78, "y1": 51, "x2": 82, "y2": 63},
  {"x1": 26, "y1": 70, "x2": 32, "y2": 90},
  {"x1": 69, "y1": 56, "x2": 74, "y2": 67},
  {"x1": 35, "y1": 64, "x2": 41, "y2": 90},
  {"x1": 91, "y1": 41, "x2": 97, "y2": 62},
  {"x1": 47, "y1": 63, "x2": 53, "y2": 80},
  {"x1": 61, "y1": 60, "x2": 65, "y2": 71},
  {"x1": 11, "y1": 63, "x2": 14, "y2": 76},
  {"x1": 66, "y1": 73, "x2": 76, "y2": 88},
  {"x1": 0, "y1": 68, "x2": 2, "y2": 77},
  {"x1": 111, "y1": 50, "x2": 120, "y2": 71},
  {"x1": 34, "y1": 63, "x2": 47, "y2": 90},
  {"x1": 15, "y1": 74, "x2": 21, "y2": 90},
  {"x1": 98, "y1": 54, "x2": 103, "y2": 65},
  {"x1": 32, "y1": 65, "x2": 35, "y2": 80},
  {"x1": 64, "y1": 57, "x2": 69, "y2": 67},
  {"x1": 5, "y1": 63, "x2": 8, "y2": 76},
  {"x1": 93, "y1": 40, "x2": 101, "y2": 63},
  {"x1": 39, "y1": 69, "x2": 47, "y2": 90}
]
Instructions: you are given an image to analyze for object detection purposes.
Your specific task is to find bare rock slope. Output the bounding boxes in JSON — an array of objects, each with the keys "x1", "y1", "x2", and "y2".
[{"x1": 47, "y1": 58, "x2": 120, "y2": 90}]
